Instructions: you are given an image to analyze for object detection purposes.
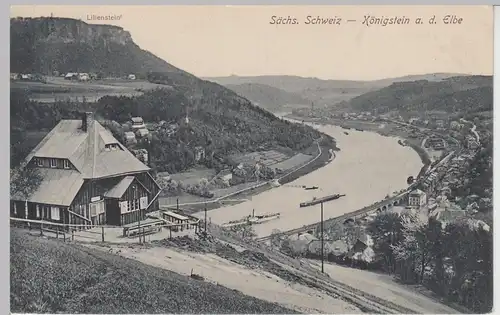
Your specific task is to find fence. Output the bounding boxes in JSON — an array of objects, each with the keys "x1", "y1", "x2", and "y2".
[{"x1": 10, "y1": 215, "x2": 201, "y2": 244}]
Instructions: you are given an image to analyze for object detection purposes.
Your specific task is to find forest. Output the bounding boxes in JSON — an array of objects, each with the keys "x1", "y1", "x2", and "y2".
[
  {"x1": 10, "y1": 86, "x2": 336, "y2": 175},
  {"x1": 367, "y1": 211, "x2": 492, "y2": 313},
  {"x1": 340, "y1": 76, "x2": 493, "y2": 114}
]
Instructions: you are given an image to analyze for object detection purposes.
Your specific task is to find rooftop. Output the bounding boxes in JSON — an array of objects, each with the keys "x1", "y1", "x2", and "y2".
[
  {"x1": 12, "y1": 168, "x2": 84, "y2": 206},
  {"x1": 409, "y1": 189, "x2": 425, "y2": 196},
  {"x1": 25, "y1": 114, "x2": 149, "y2": 180}
]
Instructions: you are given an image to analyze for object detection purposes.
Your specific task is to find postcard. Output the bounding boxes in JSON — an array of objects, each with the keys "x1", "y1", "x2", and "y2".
[{"x1": 9, "y1": 5, "x2": 493, "y2": 314}]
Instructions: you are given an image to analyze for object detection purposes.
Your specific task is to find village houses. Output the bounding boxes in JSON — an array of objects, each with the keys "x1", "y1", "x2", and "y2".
[
  {"x1": 131, "y1": 117, "x2": 146, "y2": 130},
  {"x1": 123, "y1": 131, "x2": 137, "y2": 145},
  {"x1": 10, "y1": 112, "x2": 161, "y2": 228}
]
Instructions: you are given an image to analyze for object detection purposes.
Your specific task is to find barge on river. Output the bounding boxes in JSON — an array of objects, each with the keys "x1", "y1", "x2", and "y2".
[
  {"x1": 304, "y1": 186, "x2": 319, "y2": 190},
  {"x1": 300, "y1": 194, "x2": 346, "y2": 207}
]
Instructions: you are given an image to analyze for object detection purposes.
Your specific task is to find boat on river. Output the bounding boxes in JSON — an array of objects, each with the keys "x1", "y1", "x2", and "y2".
[
  {"x1": 300, "y1": 194, "x2": 346, "y2": 207},
  {"x1": 304, "y1": 186, "x2": 319, "y2": 190},
  {"x1": 222, "y1": 212, "x2": 281, "y2": 227}
]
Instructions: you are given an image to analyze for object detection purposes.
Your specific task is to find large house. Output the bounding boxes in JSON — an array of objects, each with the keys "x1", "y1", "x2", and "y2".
[
  {"x1": 131, "y1": 117, "x2": 146, "y2": 130},
  {"x1": 408, "y1": 189, "x2": 427, "y2": 209},
  {"x1": 10, "y1": 112, "x2": 161, "y2": 228}
]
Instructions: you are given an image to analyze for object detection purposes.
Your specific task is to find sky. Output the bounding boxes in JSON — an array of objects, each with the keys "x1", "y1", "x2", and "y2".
[{"x1": 10, "y1": 5, "x2": 494, "y2": 80}]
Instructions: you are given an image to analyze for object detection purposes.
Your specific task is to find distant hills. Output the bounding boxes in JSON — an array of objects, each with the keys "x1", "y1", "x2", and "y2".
[
  {"x1": 205, "y1": 73, "x2": 468, "y2": 112},
  {"x1": 224, "y1": 83, "x2": 310, "y2": 112},
  {"x1": 337, "y1": 75, "x2": 493, "y2": 114}
]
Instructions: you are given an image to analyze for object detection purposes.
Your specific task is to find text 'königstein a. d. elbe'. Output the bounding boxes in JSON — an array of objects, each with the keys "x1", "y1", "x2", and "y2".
[{"x1": 269, "y1": 15, "x2": 464, "y2": 26}]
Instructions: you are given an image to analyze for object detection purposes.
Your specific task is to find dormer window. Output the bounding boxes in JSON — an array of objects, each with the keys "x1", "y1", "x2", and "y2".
[
  {"x1": 35, "y1": 158, "x2": 43, "y2": 167},
  {"x1": 64, "y1": 160, "x2": 70, "y2": 169},
  {"x1": 50, "y1": 158, "x2": 57, "y2": 168},
  {"x1": 105, "y1": 143, "x2": 121, "y2": 151}
]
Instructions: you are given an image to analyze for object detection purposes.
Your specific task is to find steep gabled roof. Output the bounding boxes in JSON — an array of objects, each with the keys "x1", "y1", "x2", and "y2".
[
  {"x1": 409, "y1": 189, "x2": 425, "y2": 197},
  {"x1": 26, "y1": 116, "x2": 150, "y2": 179},
  {"x1": 104, "y1": 176, "x2": 135, "y2": 199},
  {"x1": 11, "y1": 169, "x2": 84, "y2": 206},
  {"x1": 131, "y1": 117, "x2": 144, "y2": 123}
]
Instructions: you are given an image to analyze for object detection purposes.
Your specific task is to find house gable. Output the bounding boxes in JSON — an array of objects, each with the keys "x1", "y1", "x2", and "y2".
[{"x1": 12, "y1": 112, "x2": 153, "y2": 208}]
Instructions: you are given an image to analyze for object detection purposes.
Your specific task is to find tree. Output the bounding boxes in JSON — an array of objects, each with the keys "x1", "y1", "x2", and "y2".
[
  {"x1": 441, "y1": 220, "x2": 493, "y2": 312},
  {"x1": 270, "y1": 229, "x2": 283, "y2": 248},
  {"x1": 391, "y1": 214, "x2": 432, "y2": 284},
  {"x1": 279, "y1": 237, "x2": 294, "y2": 256},
  {"x1": 367, "y1": 212, "x2": 404, "y2": 273},
  {"x1": 323, "y1": 220, "x2": 364, "y2": 247},
  {"x1": 10, "y1": 166, "x2": 43, "y2": 215},
  {"x1": 229, "y1": 224, "x2": 256, "y2": 240}
]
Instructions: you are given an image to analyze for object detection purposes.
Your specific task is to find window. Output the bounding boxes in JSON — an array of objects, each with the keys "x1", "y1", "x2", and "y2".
[
  {"x1": 35, "y1": 205, "x2": 40, "y2": 218},
  {"x1": 127, "y1": 201, "x2": 131, "y2": 212},
  {"x1": 105, "y1": 144, "x2": 122, "y2": 151},
  {"x1": 134, "y1": 199, "x2": 139, "y2": 210},
  {"x1": 35, "y1": 158, "x2": 43, "y2": 167},
  {"x1": 51, "y1": 207, "x2": 60, "y2": 221},
  {"x1": 90, "y1": 201, "x2": 104, "y2": 216},
  {"x1": 64, "y1": 160, "x2": 70, "y2": 169},
  {"x1": 140, "y1": 196, "x2": 148, "y2": 209},
  {"x1": 50, "y1": 158, "x2": 57, "y2": 168},
  {"x1": 119, "y1": 201, "x2": 128, "y2": 214}
]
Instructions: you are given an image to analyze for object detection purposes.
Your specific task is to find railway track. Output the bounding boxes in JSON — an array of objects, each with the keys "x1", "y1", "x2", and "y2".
[
  {"x1": 256, "y1": 150, "x2": 456, "y2": 243},
  {"x1": 256, "y1": 192, "x2": 410, "y2": 242}
]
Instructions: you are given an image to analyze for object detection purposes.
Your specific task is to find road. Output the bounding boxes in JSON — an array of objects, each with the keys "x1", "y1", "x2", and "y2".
[{"x1": 460, "y1": 118, "x2": 480, "y2": 142}]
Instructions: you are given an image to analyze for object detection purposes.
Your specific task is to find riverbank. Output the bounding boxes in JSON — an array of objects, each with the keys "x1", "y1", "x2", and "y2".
[
  {"x1": 164, "y1": 141, "x2": 337, "y2": 214},
  {"x1": 288, "y1": 115, "x2": 432, "y2": 180}
]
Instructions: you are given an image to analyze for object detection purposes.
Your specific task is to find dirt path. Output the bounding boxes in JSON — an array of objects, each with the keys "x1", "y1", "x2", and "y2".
[
  {"x1": 306, "y1": 260, "x2": 460, "y2": 314},
  {"x1": 206, "y1": 225, "x2": 463, "y2": 314},
  {"x1": 77, "y1": 222, "x2": 461, "y2": 314},
  {"x1": 85, "y1": 242, "x2": 361, "y2": 314}
]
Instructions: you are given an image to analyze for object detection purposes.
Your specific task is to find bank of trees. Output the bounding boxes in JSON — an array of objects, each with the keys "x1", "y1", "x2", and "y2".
[
  {"x1": 367, "y1": 212, "x2": 492, "y2": 313},
  {"x1": 451, "y1": 136, "x2": 493, "y2": 203},
  {"x1": 11, "y1": 85, "x2": 333, "y2": 174}
]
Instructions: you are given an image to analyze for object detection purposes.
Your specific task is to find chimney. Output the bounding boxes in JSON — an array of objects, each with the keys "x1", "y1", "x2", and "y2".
[{"x1": 82, "y1": 112, "x2": 94, "y2": 132}]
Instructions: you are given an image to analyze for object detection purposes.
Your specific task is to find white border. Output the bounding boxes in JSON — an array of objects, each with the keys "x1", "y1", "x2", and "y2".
[{"x1": 4, "y1": 2, "x2": 498, "y2": 314}]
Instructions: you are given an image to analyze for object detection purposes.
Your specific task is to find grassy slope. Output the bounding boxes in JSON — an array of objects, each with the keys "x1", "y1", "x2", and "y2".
[{"x1": 10, "y1": 229, "x2": 295, "y2": 314}]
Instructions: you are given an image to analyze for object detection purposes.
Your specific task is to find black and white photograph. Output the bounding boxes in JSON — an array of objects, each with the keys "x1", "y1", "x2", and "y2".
[{"x1": 9, "y1": 4, "x2": 494, "y2": 314}]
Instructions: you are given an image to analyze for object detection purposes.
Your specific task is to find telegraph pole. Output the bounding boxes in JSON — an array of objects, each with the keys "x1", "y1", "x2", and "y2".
[
  {"x1": 204, "y1": 203, "x2": 207, "y2": 233},
  {"x1": 321, "y1": 201, "x2": 324, "y2": 273}
]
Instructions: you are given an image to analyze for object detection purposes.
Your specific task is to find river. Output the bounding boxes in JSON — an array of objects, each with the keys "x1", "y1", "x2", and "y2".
[{"x1": 194, "y1": 119, "x2": 424, "y2": 238}]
